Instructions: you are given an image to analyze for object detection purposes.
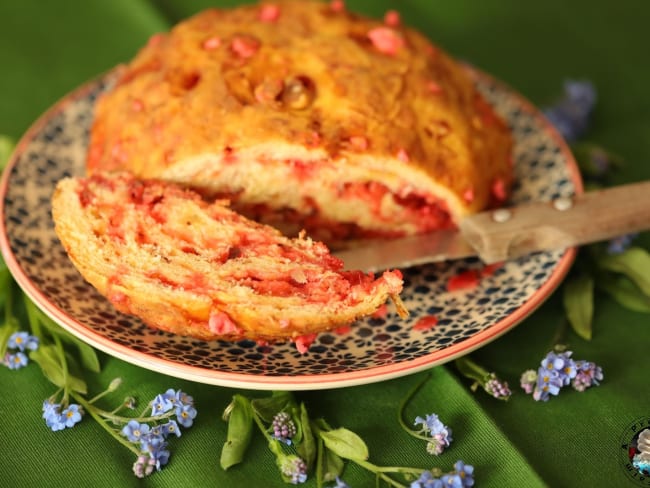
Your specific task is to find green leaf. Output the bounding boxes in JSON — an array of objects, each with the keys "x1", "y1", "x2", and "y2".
[
  {"x1": 0, "y1": 316, "x2": 20, "y2": 358},
  {"x1": 320, "y1": 442, "x2": 344, "y2": 483},
  {"x1": 296, "y1": 403, "x2": 317, "y2": 469},
  {"x1": 319, "y1": 428, "x2": 369, "y2": 462},
  {"x1": 220, "y1": 395, "x2": 254, "y2": 470},
  {"x1": 563, "y1": 273, "x2": 594, "y2": 340},
  {"x1": 0, "y1": 266, "x2": 12, "y2": 311},
  {"x1": 597, "y1": 273, "x2": 650, "y2": 312},
  {"x1": 30, "y1": 345, "x2": 66, "y2": 389},
  {"x1": 313, "y1": 423, "x2": 345, "y2": 488},
  {"x1": 25, "y1": 299, "x2": 101, "y2": 372},
  {"x1": 313, "y1": 417, "x2": 333, "y2": 431},
  {"x1": 0, "y1": 135, "x2": 15, "y2": 171},
  {"x1": 72, "y1": 339, "x2": 101, "y2": 373},
  {"x1": 597, "y1": 247, "x2": 650, "y2": 295},
  {"x1": 291, "y1": 406, "x2": 304, "y2": 446},
  {"x1": 65, "y1": 372, "x2": 88, "y2": 394},
  {"x1": 28, "y1": 300, "x2": 71, "y2": 338},
  {"x1": 23, "y1": 295, "x2": 44, "y2": 338},
  {"x1": 36, "y1": 345, "x2": 87, "y2": 394},
  {"x1": 62, "y1": 351, "x2": 88, "y2": 394},
  {"x1": 250, "y1": 391, "x2": 294, "y2": 422}
]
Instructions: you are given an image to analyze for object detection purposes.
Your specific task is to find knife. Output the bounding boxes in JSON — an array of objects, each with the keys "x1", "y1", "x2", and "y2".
[{"x1": 334, "y1": 180, "x2": 650, "y2": 271}]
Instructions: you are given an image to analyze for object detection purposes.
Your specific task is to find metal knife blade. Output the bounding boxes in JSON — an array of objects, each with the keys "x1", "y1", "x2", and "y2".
[
  {"x1": 334, "y1": 230, "x2": 477, "y2": 272},
  {"x1": 334, "y1": 180, "x2": 650, "y2": 272}
]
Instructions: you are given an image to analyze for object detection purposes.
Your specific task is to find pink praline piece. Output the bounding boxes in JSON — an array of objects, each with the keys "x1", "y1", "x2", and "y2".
[
  {"x1": 384, "y1": 10, "x2": 401, "y2": 27},
  {"x1": 396, "y1": 148, "x2": 410, "y2": 162},
  {"x1": 294, "y1": 333, "x2": 318, "y2": 354},
  {"x1": 202, "y1": 36, "x2": 221, "y2": 50},
  {"x1": 367, "y1": 27, "x2": 404, "y2": 55},
  {"x1": 259, "y1": 4, "x2": 280, "y2": 22},
  {"x1": 231, "y1": 35, "x2": 260, "y2": 59},
  {"x1": 330, "y1": 0, "x2": 345, "y2": 13},
  {"x1": 491, "y1": 178, "x2": 507, "y2": 201},
  {"x1": 208, "y1": 311, "x2": 242, "y2": 336}
]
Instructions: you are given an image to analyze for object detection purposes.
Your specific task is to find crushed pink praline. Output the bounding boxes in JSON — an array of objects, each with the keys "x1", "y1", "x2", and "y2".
[
  {"x1": 202, "y1": 36, "x2": 221, "y2": 50},
  {"x1": 110, "y1": 141, "x2": 128, "y2": 163},
  {"x1": 209, "y1": 311, "x2": 243, "y2": 336},
  {"x1": 333, "y1": 325, "x2": 352, "y2": 335},
  {"x1": 231, "y1": 35, "x2": 260, "y2": 58},
  {"x1": 294, "y1": 333, "x2": 318, "y2": 354},
  {"x1": 349, "y1": 135, "x2": 369, "y2": 151},
  {"x1": 384, "y1": 10, "x2": 401, "y2": 27},
  {"x1": 367, "y1": 27, "x2": 404, "y2": 55},
  {"x1": 147, "y1": 33, "x2": 165, "y2": 47},
  {"x1": 330, "y1": 0, "x2": 345, "y2": 13},
  {"x1": 259, "y1": 4, "x2": 280, "y2": 22},
  {"x1": 131, "y1": 99, "x2": 144, "y2": 112},
  {"x1": 413, "y1": 315, "x2": 438, "y2": 331},
  {"x1": 396, "y1": 148, "x2": 410, "y2": 162},
  {"x1": 427, "y1": 80, "x2": 443, "y2": 94},
  {"x1": 371, "y1": 303, "x2": 388, "y2": 319},
  {"x1": 491, "y1": 178, "x2": 507, "y2": 201}
]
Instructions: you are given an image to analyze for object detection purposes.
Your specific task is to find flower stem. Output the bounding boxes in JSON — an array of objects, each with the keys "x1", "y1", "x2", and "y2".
[
  {"x1": 88, "y1": 379, "x2": 121, "y2": 404},
  {"x1": 454, "y1": 356, "x2": 490, "y2": 384},
  {"x1": 352, "y1": 459, "x2": 425, "y2": 488},
  {"x1": 397, "y1": 372, "x2": 431, "y2": 440},
  {"x1": 90, "y1": 406, "x2": 175, "y2": 425},
  {"x1": 251, "y1": 410, "x2": 274, "y2": 443},
  {"x1": 377, "y1": 472, "x2": 406, "y2": 488},
  {"x1": 355, "y1": 459, "x2": 424, "y2": 475},
  {"x1": 109, "y1": 402, "x2": 131, "y2": 416},
  {"x1": 88, "y1": 390, "x2": 109, "y2": 404},
  {"x1": 137, "y1": 401, "x2": 153, "y2": 419},
  {"x1": 71, "y1": 391, "x2": 141, "y2": 456},
  {"x1": 51, "y1": 334, "x2": 70, "y2": 404}
]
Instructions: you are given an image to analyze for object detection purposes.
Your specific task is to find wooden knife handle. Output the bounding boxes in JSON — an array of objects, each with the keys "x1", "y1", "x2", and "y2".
[{"x1": 459, "y1": 180, "x2": 650, "y2": 263}]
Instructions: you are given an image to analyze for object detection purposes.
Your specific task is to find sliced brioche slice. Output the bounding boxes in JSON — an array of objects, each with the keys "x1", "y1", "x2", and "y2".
[{"x1": 52, "y1": 172, "x2": 406, "y2": 343}]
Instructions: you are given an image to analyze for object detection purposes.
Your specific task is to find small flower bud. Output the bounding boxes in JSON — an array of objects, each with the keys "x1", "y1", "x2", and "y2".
[
  {"x1": 520, "y1": 369, "x2": 538, "y2": 394},
  {"x1": 124, "y1": 396, "x2": 137, "y2": 409},
  {"x1": 271, "y1": 412, "x2": 297, "y2": 445},
  {"x1": 132, "y1": 455, "x2": 148, "y2": 478},
  {"x1": 108, "y1": 377, "x2": 123, "y2": 392},
  {"x1": 278, "y1": 454, "x2": 307, "y2": 484}
]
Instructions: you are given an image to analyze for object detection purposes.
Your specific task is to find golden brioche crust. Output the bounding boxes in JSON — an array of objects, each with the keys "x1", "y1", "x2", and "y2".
[
  {"x1": 51, "y1": 172, "x2": 406, "y2": 343},
  {"x1": 86, "y1": 0, "x2": 513, "y2": 242}
]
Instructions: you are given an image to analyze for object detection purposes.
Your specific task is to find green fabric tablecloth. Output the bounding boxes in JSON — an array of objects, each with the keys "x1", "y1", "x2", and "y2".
[{"x1": 1, "y1": 1, "x2": 649, "y2": 486}]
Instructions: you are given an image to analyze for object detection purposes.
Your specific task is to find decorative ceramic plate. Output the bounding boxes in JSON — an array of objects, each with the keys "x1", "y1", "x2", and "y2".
[{"x1": 0, "y1": 69, "x2": 581, "y2": 390}]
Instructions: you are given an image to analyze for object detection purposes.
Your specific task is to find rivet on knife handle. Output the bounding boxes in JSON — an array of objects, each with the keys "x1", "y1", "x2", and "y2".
[{"x1": 458, "y1": 180, "x2": 650, "y2": 264}]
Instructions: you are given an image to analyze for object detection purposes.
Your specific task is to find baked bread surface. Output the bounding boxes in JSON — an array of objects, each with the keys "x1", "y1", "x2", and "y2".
[
  {"x1": 52, "y1": 172, "x2": 405, "y2": 342},
  {"x1": 86, "y1": 0, "x2": 513, "y2": 244}
]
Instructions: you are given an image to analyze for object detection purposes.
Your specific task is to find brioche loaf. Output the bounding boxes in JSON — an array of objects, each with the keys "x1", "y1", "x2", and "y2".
[
  {"x1": 86, "y1": 0, "x2": 513, "y2": 245},
  {"x1": 52, "y1": 172, "x2": 406, "y2": 343}
]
